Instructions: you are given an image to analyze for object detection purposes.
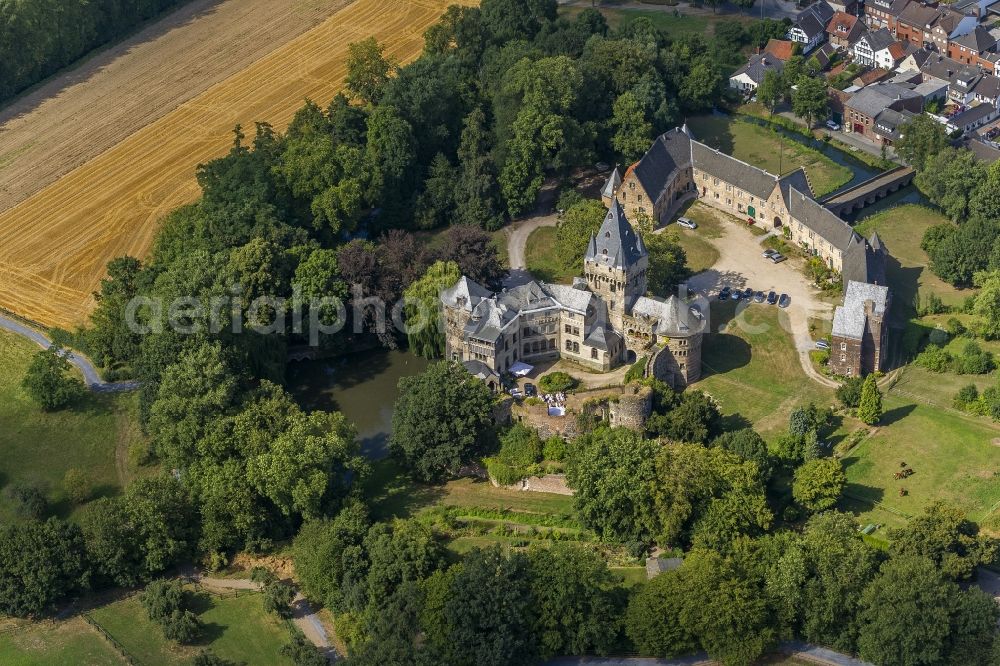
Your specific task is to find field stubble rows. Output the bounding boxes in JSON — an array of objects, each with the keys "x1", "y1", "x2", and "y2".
[{"x1": 0, "y1": 0, "x2": 466, "y2": 329}]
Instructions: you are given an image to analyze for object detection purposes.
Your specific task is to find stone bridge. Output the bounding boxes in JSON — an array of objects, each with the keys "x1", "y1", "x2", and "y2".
[{"x1": 821, "y1": 166, "x2": 915, "y2": 218}]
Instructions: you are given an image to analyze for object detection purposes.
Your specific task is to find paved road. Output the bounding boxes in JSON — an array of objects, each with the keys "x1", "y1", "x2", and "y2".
[
  {"x1": 0, "y1": 314, "x2": 139, "y2": 392},
  {"x1": 678, "y1": 205, "x2": 839, "y2": 388}
]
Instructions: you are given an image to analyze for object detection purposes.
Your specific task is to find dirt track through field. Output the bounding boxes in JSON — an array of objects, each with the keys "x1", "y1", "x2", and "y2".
[{"x1": 0, "y1": 0, "x2": 466, "y2": 329}]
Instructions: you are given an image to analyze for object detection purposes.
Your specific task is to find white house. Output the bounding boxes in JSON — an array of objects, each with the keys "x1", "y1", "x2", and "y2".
[
  {"x1": 729, "y1": 54, "x2": 785, "y2": 93},
  {"x1": 875, "y1": 40, "x2": 915, "y2": 70},
  {"x1": 853, "y1": 29, "x2": 896, "y2": 68},
  {"x1": 789, "y1": 1, "x2": 835, "y2": 53}
]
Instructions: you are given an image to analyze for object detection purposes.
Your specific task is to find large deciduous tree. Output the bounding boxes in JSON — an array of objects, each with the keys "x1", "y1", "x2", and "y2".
[
  {"x1": 22, "y1": 346, "x2": 85, "y2": 411},
  {"x1": 792, "y1": 458, "x2": 846, "y2": 513},
  {"x1": 391, "y1": 362, "x2": 496, "y2": 482}
]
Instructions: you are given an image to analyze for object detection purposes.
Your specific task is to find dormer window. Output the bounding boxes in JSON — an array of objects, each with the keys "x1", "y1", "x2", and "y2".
[
  {"x1": 602, "y1": 249, "x2": 608, "y2": 255},
  {"x1": 605, "y1": 231, "x2": 610, "y2": 238}
]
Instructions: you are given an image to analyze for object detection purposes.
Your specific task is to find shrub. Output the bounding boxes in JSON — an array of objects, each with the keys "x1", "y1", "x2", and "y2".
[
  {"x1": 542, "y1": 435, "x2": 567, "y2": 462},
  {"x1": 945, "y1": 317, "x2": 967, "y2": 337},
  {"x1": 624, "y1": 356, "x2": 648, "y2": 383},
  {"x1": 140, "y1": 580, "x2": 202, "y2": 644},
  {"x1": 915, "y1": 344, "x2": 953, "y2": 372},
  {"x1": 954, "y1": 341, "x2": 994, "y2": 374},
  {"x1": 62, "y1": 468, "x2": 93, "y2": 505},
  {"x1": 538, "y1": 371, "x2": 577, "y2": 393},
  {"x1": 487, "y1": 424, "x2": 543, "y2": 484},
  {"x1": 836, "y1": 376, "x2": 864, "y2": 408},
  {"x1": 919, "y1": 292, "x2": 948, "y2": 315},
  {"x1": 21, "y1": 347, "x2": 85, "y2": 411},
  {"x1": 954, "y1": 384, "x2": 979, "y2": 408},
  {"x1": 5, "y1": 483, "x2": 48, "y2": 520}
]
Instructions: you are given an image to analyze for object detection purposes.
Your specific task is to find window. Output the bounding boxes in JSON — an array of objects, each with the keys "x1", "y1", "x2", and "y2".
[
  {"x1": 565, "y1": 324, "x2": 572, "y2": 334},
  {"x1": 591, "y1": 348, "x2": 598, "y2": 359},
  {"x1": 840, "y1": 342, "x2": 847, "y2": 351},
  {"x1": 841, "y1": 353, "x2": 847, "y2": 362},
  {"x1": 565, "y1": 340, "x2": 573, "y2": 351}
]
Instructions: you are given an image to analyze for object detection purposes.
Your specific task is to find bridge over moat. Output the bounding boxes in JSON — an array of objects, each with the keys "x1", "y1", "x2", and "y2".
[{"x1": 820, "y1": 165, "x2": 915, "y2": 219}]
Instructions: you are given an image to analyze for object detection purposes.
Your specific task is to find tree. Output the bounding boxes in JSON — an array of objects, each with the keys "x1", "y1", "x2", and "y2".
[
  {"x1": 454, "y1": 107, "x2": 506, "y2": 231},
  {"x1": 625, "y1": 567, "x2": 698, "y2": 658},
  {"x1": 857, "y1": 556, "x2": 999, "y2": 666},
  {"x1": 62, "y1": 468, "x2": 93, "y2": 505},
  {"x1": 360, "y1": 519, "x2": 447, "y2": 612},
  {"x1": 281, "y1": 633, "x2": 327, "y2": 666},
  {"x1": 391, "y1": 361, "x2": 497, "y2": 482},
  {"x1": 0, "y1": 518, "x2": 90, "y2": 617},
  {"x1": 835, "y1": 376, "x2": 864, "y2": 408},
  {"x1": 896, "y1": 114, "x2": 948, "y2": 171},
  {"x1": 565, "y1": 427, "x2": 660, "y2": 545},
  {"x1": 756, "y1": 70, "x2": 784, "y2": 115},
  {"x1": 5, "y1": 483, "x2": 48, "y2": 520},
  {"x1": 856, "y1": 375, "x2": 883, "y2": 425},
  {"x1": 888, "y1": 502, "x2": 998, "y2": 581},
  {"x1": 87, "y1": 255, "x2": 144, "y2": 369},
  {"x1": 292, "y1": 503, "x2": 369, "y2": 612},
  {"x1": 429, "y1": 225, "x2": 506, "y2": 292},
  {"x1": 711, "y1": 428, "x2": 772, "y2": 481},
  {"x1": 415, "y1": 153, "x2": 458, "y2": 229},
  {"x1": 914, "y1": 148, "x2": 985, "y2": 222},
  {"x1": 345, "y1": 38, "x2": 394, "y2": 105},
  {"x1": 22, "y1": 346, "x2": 85, "y2": 411},
  {"x1": 481, "y1": 0, "x2": 557, "y2": 43},
  {"x1": 610, "y1": 91, "x2": 652, "y2": 163},
  {"x1": 403, "y1": 261, "x2": 462, "y2": 359},
  {"x1": 556, "y1": 199, "x2": 606, "y2": 266},
  {"x1": 435, "y1": 546, "x2": 538, "y2": 665},
  {"x1": 792, "y1": 458, "x2": 846, "y2": 513},
  {"x1": 252, "y1": 568, "x2": 297, "y2": 618},
  {"x1": 970, "y1": 158, "x2": 1000, "y2": 221},
  {"x1": 973, "y1": 269, "x2": 1000, "y2": 339},
  {"x1": 645, "y1": 231, "x2": 689, "y2": 296},
  {"x1": 791, "y1": 76, "x2": 828, "y2": 128},
  {"x1": 526, "y1": 543, "x2": 623, "y2": 657}
]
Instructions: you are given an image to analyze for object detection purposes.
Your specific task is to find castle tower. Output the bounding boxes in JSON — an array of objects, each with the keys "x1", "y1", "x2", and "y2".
[{"x1": 584, "y1": 200, "x2": 649, "y2": 331}]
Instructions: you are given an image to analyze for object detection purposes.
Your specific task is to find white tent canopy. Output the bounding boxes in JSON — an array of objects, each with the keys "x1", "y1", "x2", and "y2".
[{"x1": 509, "y1": 361, "x2": 533, "y2": 377}]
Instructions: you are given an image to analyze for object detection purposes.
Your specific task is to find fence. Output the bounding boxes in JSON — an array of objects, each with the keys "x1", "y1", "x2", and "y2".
[{"x1": 82, "y1": 612, "x2": 139, "y2": 665}]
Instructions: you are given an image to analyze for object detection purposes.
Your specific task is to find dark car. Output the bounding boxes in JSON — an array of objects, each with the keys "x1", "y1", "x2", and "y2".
[
  {"x1": 731, "y1": 288, "x2": 742, "y2": 301},
  {"x1": 778, "y1": 293, "x2": 791, "y2": 308},
  {"x1": 753, "y1": 291, "x2": 765, "y2": 303},
  {"x1": 770, "y1": 253, "x2": 787, "y2": 264},
  {"x1": 767, "y1": 291, "x2": 777, "y2": 305},
  {"x1": 742, "y1": 287, "x2": 753, "y2": 300},
  {"x1": 719, "y1": 286, "x2": 732, "y2": 300},
  {"x1": 524, "y1": 383, "x2": 537, "y2": 397}
]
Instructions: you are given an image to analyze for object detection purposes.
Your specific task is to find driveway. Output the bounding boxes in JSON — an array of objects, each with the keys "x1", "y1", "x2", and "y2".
[
  {"x1": 0, "y1": 313, "x2": 139, "y2": 392},
  {"x1": 504, "y1": 213, "x2": 559, "y2": 289},
  {"x1": 673, "y1": 206, "x2": 839, "y2": 388}
]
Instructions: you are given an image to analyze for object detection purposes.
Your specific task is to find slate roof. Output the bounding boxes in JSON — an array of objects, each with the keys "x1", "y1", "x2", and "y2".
[
  {"x1": 601, "y1": 166, "x2": 621, "y2": 199},
  {"x1": 867, "y1": 0, "x2": 910, "y2": 15},
  {"x1": 860, "y1": 28, "x2": 897, "y2": 52},
  {"x1": 845, "y1": 82, "x2": 922, "y2": 118},
  {"x1": 544, "y1": 283, "x2": 595, "y2": 314},
  {"x1": 646, "y1": 557, "x2": 684, "y2": 579},
  {"x1": 732, "y1": 53, "x2": 785, "y2": 86},
  {"x1": 691, "y1": 141, "x2": 780, "y2": 200},
  {"x1": 778, "y1": 168, "x2": 814, "y2": 209},
  {"x1": 832, "y1": 280, "x2": 890, "y2": 339},
  {"x1": 462, "y1": 359, "x2": 500, "y2": 383},
  {"x1": 965, "y1": 137, "x2": 1000, "y2": 162},
  {"x1": 952, "y1": 25, "x2": 997, "y2": 53},
  {"x1": 628, "y1": 127, "x2": 693, "y2": 204},
  {"x1": 919, "y1": 53, "x2": 966, "y2": 82},
  {"x1": 972, "y1": 75, "x2": 1000, "y2": 101},
  {"x1": 788, "y1": 187, "x2": 858, "y2": 252},
  {"x1": 500, "y1": 281, "x2": 559, "y2": 313},
  {"x1": 584, "y1": 325, "x2": 621, "y2": 351},
  {"x1": 440, "y1": 276, "x2": 491, "y2": 311},
  {"x1": 795, "y1": 11, "x2": 828, "y2": 39},
  {"x1": 632, "y1": 295, "x2": 699, "y2": 337},
  {"x1": 585, "y1": 200, "x2": 648, "y2": 270},
  {"x1": 842, "y1": 233, "x2": 887, "y2": 286},
  {"x1": 873, "y1": 107, "x2": 918, "y2": 140},
  {"x1": 949, "y1": 102, "x2": 997, "y2": 128},
  {"x1": 464, "y1": 297, "x2": 517, "y2": 343}
]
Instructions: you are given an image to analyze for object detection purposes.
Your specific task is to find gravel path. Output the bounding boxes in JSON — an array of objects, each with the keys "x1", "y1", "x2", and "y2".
[
  {"x1": 0, "y1": 314, "x2": 139, "y2": 392},
  {"x1": 503, "y1": 213, "x2": 559, "y2": 289}
]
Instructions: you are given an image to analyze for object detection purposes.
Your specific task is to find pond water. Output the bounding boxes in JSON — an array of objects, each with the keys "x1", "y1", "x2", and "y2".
[{"x1": 286, "y1": 347, "x2": 429, "y2": 459}]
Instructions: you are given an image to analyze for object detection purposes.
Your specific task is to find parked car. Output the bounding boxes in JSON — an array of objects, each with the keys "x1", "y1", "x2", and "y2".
[
  {"x1": 731, "y1": 288, "x2": 742, "y2": 301},
  {"x1": 524, "y1": 383, "x2": 537, "y2": 397},
  {"x1": 815, "y1": 340, "x2": 830, "y2": 350},
  {"x1": 826, "y1": 120, "x2": 840, "y2": 131},
  {"x1": 742, "y1": 287, "x2": 753, "y2": 300},
  {"x1": 762, "y1": 248, "x2": 779, "y2": 259},
  {"x1": 778, "y1": 293, "x2": 791, "y2": 308},
  {"x1": 719, "y1": 286, "x2": 732, "y2": 300},
  {"x1": 753, "y1": 291, "x2": 765, "y2": 303},
  {"x1": 767, "y1": 291, "x2": 777, "y2": 305},
  {"x1": 677, "y1": 217, "x2": 697, "y2": 229},
  {"x1": 509, "y1": 388, "x2": 524, "y2": 398},
  {"x1": 769, "y1": 253, "x2": 787, "y2": 264}
]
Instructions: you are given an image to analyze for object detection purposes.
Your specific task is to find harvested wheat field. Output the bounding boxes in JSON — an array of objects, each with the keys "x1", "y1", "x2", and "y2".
[
  {"x1": 0, "y1": 0, "x2": 357, "y2": 213},
  {"x1": 0, "y1": 0, "x2": 467, "y2": 329}
]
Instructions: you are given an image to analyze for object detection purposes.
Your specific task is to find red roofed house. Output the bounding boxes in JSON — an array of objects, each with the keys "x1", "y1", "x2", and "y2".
[
  {"x1": 827, "y1": 11, "x2": 865, "y2": 48},
  {"x1": 764, "y1": 39, "x2": 796, "y2": 61}
]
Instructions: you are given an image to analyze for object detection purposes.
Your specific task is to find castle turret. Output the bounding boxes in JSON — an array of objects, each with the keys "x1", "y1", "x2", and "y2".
[{"x1": 584, "y1": 200, "x2": 649, "y2": 330}]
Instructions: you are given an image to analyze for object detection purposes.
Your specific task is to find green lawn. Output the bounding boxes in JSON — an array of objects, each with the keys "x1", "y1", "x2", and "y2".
[
  {"x1": 693, "y1": 303, "x2": 841, "y2": 439},
  {"x1": 686, "y1": 115, "x2": 853, "y2": 197},
  {"x1": 853, "y1": 204, "x2": 968, "y2": 319},
  {"x1": 668, "y1": 201, "x2": 722, "y2": 274},
  {"x1": 525, "y1": 226, "x2": 578, "y2": 284},
  {"x1": 840, "y1": 394, "x2": 1000, "y2": 534},
  {"x1": 87, "y1": 590, "x2": 295, "y2": 666},
  {"x1": 0, "y1": 618, "x2": 124, "y2": 665},
  {"x1": 0, "y1": 330, "x2": 144, "y2": 522}
]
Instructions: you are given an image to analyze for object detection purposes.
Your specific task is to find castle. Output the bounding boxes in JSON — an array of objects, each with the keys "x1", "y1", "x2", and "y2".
[{"x1": 440, "y1": 200, "x2": 705, "y2": 389}]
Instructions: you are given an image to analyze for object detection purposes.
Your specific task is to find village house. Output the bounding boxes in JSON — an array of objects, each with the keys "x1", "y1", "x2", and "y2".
[
  {"x1": 947, "y1": 102, "x2": 999, "y2": 133},
  {"x1": 895, "y1": 4, "x2": 976, "y2": 53},
  {"x1": 612, "y1": 128, "x2": 695, "y2": 224},
  {"x1": 764, "y1": 38, "x2": 797, "y2": 62},
  {"x1": 854, "y1": 28, "x2": 897, "y2": 68},
  {"x1": 948, "y1": 25, "x2": 998, "y2": 65},
  {"x1": 844, "y1": 82, "x2": 923, "y2": 144},
  {"x1": 831, "y1": 279, "x2": 891, "y2": 377},
  {"x1": 864, "y1": 0, "x2": 911, "y2": 34},
  {"x1": 827, "y1": 11, "x2": 866, "y2": 49},
  {"x1": 729, "y1": 53, "x2": 784, "y2": 94},
  {"x1": 876, "y1": 39, "x2": 917, "y2": 70},
  {"x1": 789, "y1": 1, "x2": 835, "y2": 53}
]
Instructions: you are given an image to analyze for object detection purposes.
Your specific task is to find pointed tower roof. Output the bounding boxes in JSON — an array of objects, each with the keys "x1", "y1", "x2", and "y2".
[
  {"x1": 601, "y1": 166, "x2": 622, "y2": 200},
  {"x1": 585, "y1": 199, "x2": 647, "y2": 269},
  {"x1": 869, "y1": 231, "x2": 884, "y2": 253}
]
